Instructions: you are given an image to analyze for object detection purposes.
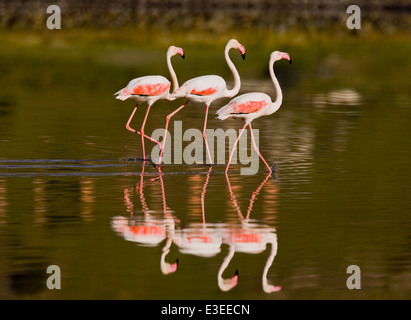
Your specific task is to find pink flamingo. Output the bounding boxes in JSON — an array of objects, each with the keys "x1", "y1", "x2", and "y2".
[
  {"x1": 216, "y1": 51, "x2": 292, "y2": 174},
  {"x1": 156, "y1": 39, "x2": 246, "y2": 165},
  {"x1": 114, "y1": 46, "x2": 185, "y2": 160},
  {"x1": 224, "y1": 172, "x2": 282, "y2": 293},
  {"x1": 111, "y1": 161, "x2": 178, "y2": 275}
]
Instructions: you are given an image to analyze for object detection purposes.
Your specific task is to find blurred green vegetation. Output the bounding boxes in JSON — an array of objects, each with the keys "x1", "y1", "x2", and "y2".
[{"x1": 1, "y1": 26, "x2": 410, "y2": 98}]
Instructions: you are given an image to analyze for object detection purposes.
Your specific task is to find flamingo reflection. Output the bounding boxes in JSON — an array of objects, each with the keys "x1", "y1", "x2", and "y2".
[
  {"x1": 111, "y1": 161, "x2": 178, "y2": 275},
  {"x1": 223, "y1": 172, "x2": 281, "y2": 293},
  {"x1": 172, "y1": 166, "x2": 239, "y2": 291},
  {"x1": 111, "y1": 166, "x2": 281, "y2": 292}
]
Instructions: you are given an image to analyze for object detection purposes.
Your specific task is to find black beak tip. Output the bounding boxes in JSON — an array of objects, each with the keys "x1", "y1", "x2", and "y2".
[
  {"x1": 242, "y1": 53, "x2": 246, "y2": 60},
  {"x1": 288, "y1": 58, "x2": 292, "y2": 65},
  {"x1": 235, "y1": 269, "x2": 239, "y2": 276},
  {"x1": 182, "y1": 53, "x2": 185, "y2": 59},
  {"x1": 176, "y1": 258, "x2": 179, "y2": 265}
]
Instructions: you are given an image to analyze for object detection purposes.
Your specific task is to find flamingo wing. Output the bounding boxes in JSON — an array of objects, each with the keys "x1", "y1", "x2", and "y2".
[
  {"x1": 217, "y1": 93, "x2": 271, "y2": 120},
  {"x1": 172, "y1": 75, "x2": 226, "y2": 99},
  {"x1": 115, "y1": 76, "x2": 171, "y2": 100}
]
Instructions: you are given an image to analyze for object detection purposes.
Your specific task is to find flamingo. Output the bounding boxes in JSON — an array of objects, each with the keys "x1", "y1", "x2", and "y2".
[
  {"x1": 114, "y1": 45, "x2": 185, "y2": 160},
  {"x1": 111, "y1": 161, "x2": 179, "y2": 275},
  {"x1": 172, "y1": 167, "x2": 238, "y2": 291},
  {"x1": 156, "y1": 39, "x2": 246, "y2": 165},
  {"x1": 216, "y1": 51, "x2": 292, "y2": 174},
  {"x1": 224, "y1": 172, "x2": 282, "y2": 293}
]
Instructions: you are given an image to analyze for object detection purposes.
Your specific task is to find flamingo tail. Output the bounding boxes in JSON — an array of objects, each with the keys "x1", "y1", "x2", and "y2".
[
  {"x1": 216, "y1": 104, "x2": 232, "y2": 121},
  {"x1": 114, "y1": 88, "x2": 132, "y2": 101}
]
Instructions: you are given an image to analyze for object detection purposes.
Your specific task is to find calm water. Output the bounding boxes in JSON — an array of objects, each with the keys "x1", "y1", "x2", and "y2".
[{"x1": 1, "y1": 36, "x2": 411, "y2": 300}]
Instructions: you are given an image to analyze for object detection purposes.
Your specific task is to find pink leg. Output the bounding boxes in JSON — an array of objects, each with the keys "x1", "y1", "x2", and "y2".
[
  {"x1": 225, "y1": 172, "x2": 244, "y2": 221},
  {"x1": 126, "y1": 103, "x2": 161, "y2": 145},
  {"x1": 201, "y1": 166, "x2": 212, "y2": 224},
  {"x1": 245, "y1": 172, "x2": 272, "y2": 220},
  {"x1": 157, "y1": 101, "x2": 189, "y2": 165},
  {"x1": 140, "y1": 104, "x2": 152, "y2": 160},
  {"x1": 139, "y1": 160, "x2": 149, "y2": 214},
  {"x1": 203, "y1": 105, "x2": 213, "y2": 164},
  {"x1": 249, "y1": 124, "x2": 272, "y2": 174},
  {"x1": 156, "y1": 166, "x2": 168, "y2": 215},
  {"x1": 225, "y1": 122, "x2": 248, "y2": 173}
]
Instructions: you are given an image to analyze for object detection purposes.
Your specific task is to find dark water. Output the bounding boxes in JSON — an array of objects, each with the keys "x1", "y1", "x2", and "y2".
[{"x1": 1, "y1": 37, "x2": 411, "y2": 300}]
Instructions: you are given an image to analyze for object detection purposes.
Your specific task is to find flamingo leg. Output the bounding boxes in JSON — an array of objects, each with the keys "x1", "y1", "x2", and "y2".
[
  {"x1": 225, "y1": 172, "x2": 244, "y2": 221},
  {"x1": 156, "y1": 165, "x2": 168, "y2": 215},
  {"x1": 201, "y1": 166, "x2": 212, "y2": 224},
  {"x1": 126, "y1": 103, "x2": 161, "y2": 145},
  {"x1": 249, "y1": 124, "x2": 272, "y2": 174},
  {"x1": 245, "y1": 172, "x2": 272, "y2": 220},
  {"x1": 157, "y1": 101, "x2": 189, "y2": 165},
  {"x1": 140, "y1": 104, "x2": 152, "y2": 160},
  {"x1": 203, "y1": 105, "x2": 213, "y2": 164},
  {"x1": 225, "y1": 122, "x2": 248, "y2": 173}
]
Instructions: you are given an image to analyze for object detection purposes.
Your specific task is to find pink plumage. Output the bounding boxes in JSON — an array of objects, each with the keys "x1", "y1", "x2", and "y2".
[
  {"x1": 217, "y1": 51, "x2": 292, "y2": 174},
  {"x1": 114, "y1": 46, "x2": 184, "y2": 160},
  {"x1": 156, "y1": 39, "x2": 246, "y2": 165}
]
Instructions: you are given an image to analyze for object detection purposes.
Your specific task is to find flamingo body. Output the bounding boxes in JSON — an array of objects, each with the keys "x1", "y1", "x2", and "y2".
[
  {"x1": 115, "y1": 76, "x2": 171, "y2": 103},
  {"x1": 171, "y1": 75, "x2": 229, "y2": 104},
  {"x1": 216, "y1": 92, "x2": 274, "y2": 123},
  {"x1": 157, "y1": 39, "x2": 246, "y2": 165},
  {"x1": 114, "y1": 46, "x2": 184, "y2": 160},
  {"x1": 217, "y1": 51, "x2": 292, "y2": 173}
]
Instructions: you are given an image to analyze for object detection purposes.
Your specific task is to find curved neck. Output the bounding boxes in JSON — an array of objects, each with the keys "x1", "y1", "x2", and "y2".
[
  {"x1": 167, "y1": 53, "x2": 179, "y2": 93},
  {"x1": 261, "y1": 237, "x2": 278, "y2": 292},
  {"x1": 269, "y1": 59, "x2": 283, "y2": 108},
  {"x1": 217, "y1": 245, "x2": 237, "y2": 291},
  {"x1": 224, "y1": 46, "x2": 241, "y2": 98},
  {"x1": 262, "y1": 237, "x2": 277, "y2": 281}
]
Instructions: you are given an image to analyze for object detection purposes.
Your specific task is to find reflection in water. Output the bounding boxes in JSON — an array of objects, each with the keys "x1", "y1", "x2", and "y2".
[
  {"x1": 312, "y1": 88, "x2": 362, "y2": 106},
  {"x1": 224, "y1": 172, "x2": 281, "y2": 293},
  {"x1": 112, "y1": 162, "x2": 179, "y2": 275},
  {"x1": 31, "y1": 178, "x2": 97, "y2": 224},
  {"x1": 173, "y1": 167, "x2": 239, "y2": 292},
  {"x1": 112, "y1": 165, "x2": 281, "y2": 293},
  {"x1": 0, "y1": 179, "x2": 7, "y2": 226},
  {"x1": 0, "y1": 175, "x2": 99, "y2": 297}
]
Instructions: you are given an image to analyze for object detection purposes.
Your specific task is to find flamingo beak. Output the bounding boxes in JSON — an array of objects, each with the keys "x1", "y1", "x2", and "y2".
[
  {"x1": 169, "y1": 259, "x2": 179, "y2": 274},
  {"x1": 177, "y1": 48, "x2": 185, "y2": 59},
  {"x1": 238, "y1": 45, "x2": 246, "y2": 60},
  {"x1": 282, "y1": 52, "x2": 291, "y2": 65}
]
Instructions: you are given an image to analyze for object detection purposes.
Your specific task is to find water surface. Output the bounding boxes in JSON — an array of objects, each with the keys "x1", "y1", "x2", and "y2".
[{"x1": 1, "y1": 35, "x2": 411, "y2": 299}]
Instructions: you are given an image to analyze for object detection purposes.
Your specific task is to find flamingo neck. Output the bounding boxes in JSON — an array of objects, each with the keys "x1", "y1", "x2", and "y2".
[
  {"x1": 269, "y1": 59, "x2": 283, "y2": 112},
  {"x1": 262, "y1": 237, "x2": 279, "y2": 292},
  {"x1": 217, "y1": 245, "x2": 237, "y2": 292},
  {"x1": 167, "y1": 52, "x2": 179, "y2": 96},
  {"x1": 224, "y1": 45, "x2": 241, "y2": 98}
]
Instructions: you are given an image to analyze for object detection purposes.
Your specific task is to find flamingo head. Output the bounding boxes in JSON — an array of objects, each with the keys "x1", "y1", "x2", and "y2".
[
  {"x1": 161, "y1": 258, "x2": 179, "y2": 275},
  {"x1": 264, "y1": 284, "x2": 282, "y2": 293},
  {"x1": 271, "y1": 51, "x2": 292, "y2": 65},
  {"x1": 168, "y1": 46, "x2": 185, "y2": 59},
  {"x1": 227, "y1": 39, "x2": 246, "y2": 60},
  {"x1": 218, "y1": 269, "x2": 239, "y2": 292}
]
